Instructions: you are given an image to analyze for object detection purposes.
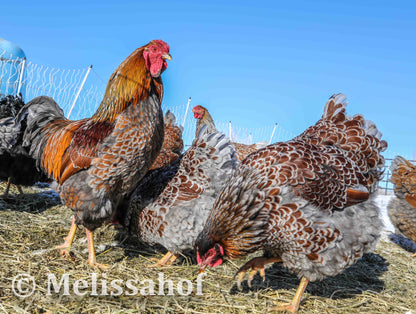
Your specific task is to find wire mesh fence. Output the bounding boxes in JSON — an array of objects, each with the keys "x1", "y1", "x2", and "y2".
[
  {"x1": 0, "y1": 49, "x2": 25, "y2": 98},
  {"x1": 67, "y1": 67, "x2": 105, "y2": 119},
  {"x1": 1, "y1": 48, "x2": 293, "y2": 145},
  {"x1": 1, "y1": 47, "x2": 104, "y2": 119},
  {"x1": 378, "y1": 158, "x2": 416, "y2": 195},
  {"x1": 164, "y1": 98, "x2": 296, "y2": 148},
  {"x1": 1, "y1": 47, "x2": 413, "y2": 196}
]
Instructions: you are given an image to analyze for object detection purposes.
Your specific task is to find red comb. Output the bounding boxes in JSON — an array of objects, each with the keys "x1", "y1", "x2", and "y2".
[{"x1": 152, "y1": 39, "x2": 170, "y2": 52}]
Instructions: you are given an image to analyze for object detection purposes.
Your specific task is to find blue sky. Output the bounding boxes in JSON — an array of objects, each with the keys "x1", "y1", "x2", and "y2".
[{"x1": 1, "y1": 0, "x2": 415, "y2": 159}]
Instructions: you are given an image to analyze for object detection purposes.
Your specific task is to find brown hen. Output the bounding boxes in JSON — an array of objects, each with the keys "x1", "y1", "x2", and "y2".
[
  {"x1": 14, "y1": 40, "x2": 171, "y2": 267},
  {"x1": 149, "y1": 110, "x2": 184, "y2": 170},
  {"x1": 195, "y1": 94, "x2": 387, "y2": 313},
  {"x1": 388, "y1": 155, "x2": 416, "y2": 256}
]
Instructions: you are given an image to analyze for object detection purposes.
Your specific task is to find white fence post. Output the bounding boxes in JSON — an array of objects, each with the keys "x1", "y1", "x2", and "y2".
[
  {"x1": 181, "y1": 97, "x2": 191, "y2": 128},
  {"x1": 269, "y1": 123, "x2": 277, "y2": 144},
  {"x1": 67, "y1": 65, "x2": 92, "y2": 119},
  {"x1": 16, "y1": 58, "x2": 26, "y2": 96},
  {"x1": 229, "y1": 121, "x2": 232, "y2": 140}
]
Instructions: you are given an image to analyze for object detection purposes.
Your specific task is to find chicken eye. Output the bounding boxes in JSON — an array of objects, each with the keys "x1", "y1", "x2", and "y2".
[{"x1": 152, "y1": 47, "x2": 157, "y2": 52}]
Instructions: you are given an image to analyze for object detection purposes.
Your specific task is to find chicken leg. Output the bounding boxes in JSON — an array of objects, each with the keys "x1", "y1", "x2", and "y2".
[
  {"x1": 0, "y1": 178, "x2": 26, "y2": 199},
  {"x1": 56, "y1": 216, "x2": 107, "y2": 268},
  {"x1": 269, "y1": 276, "x2": 309, "y2": 314},
  {"x1": 235, "y1": 256, "x2": 282, "y2": 290},
  {"x1": 149, "y1": 251, "x2": 179, "y2": 267},
  {"x1": 85, "y1": 228, "x2": 108, "y2": 269},
  {"x1": 17, "y1": 185, "x2": 24, "y2": 195},
  {"x1": 55, "y1": 215, "x2": 77, "y2": 257}
]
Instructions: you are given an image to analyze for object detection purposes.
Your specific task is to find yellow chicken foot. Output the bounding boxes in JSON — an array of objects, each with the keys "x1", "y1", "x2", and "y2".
[
  {"x1": 85, "y1": 228, "x2": 108, "y2": 269},
  {"x1": 269, "y1": 276, "x2": 309, "y2": 314},
  {"x1": 149, "y1": 251, "x2": 179, "y2": 267},
  {"x1": 235, "y1": 256, "x2": 282, "y2": 290},
  {"x1": 55, "y1": 216, "x2": 77, "y2": 257},
  {"x1": 412, "y1": 252, "x2": 416, "y2": 257}
]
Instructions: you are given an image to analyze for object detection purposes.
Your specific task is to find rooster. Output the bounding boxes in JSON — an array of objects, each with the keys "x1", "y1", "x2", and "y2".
[
  {"x1": 0, "y1": 94, "x2": 48, "y2": 198},
  {"x1": 149, "y1": 110, "x2": 184, "y2": 170},
  {"x1": 388, "y1": 155, "x2": 416, "y2": 256},
  {"x1": 12, "y1": 40, "x2": 171, "y2": 268},
  {"x1": 195, "y1": 94, "x2": 387, "y2": 313},
  {"x1": 192, "y1": 105, "x2": 267, "y2": 161},
  {"x1": 121, "y1": 126, "x2": 237, "y2": 267}
]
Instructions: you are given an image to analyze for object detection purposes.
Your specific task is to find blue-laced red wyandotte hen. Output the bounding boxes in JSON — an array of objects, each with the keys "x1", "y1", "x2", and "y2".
[
  {"x1": 9, "y1": 40, "x2": 171, "y2": 268},
  {"x1": 388, "y1": 155, "x2": 416, "y2": 256},
  {"x1": 195, "y1": 94, "x2": 387, "y2": 313},
  {"x1": 120, "y1": 125, "x2": 238, "y2": 267},
  {"x1": 0, "y1": 94, "x2": 48, "y2": 198}
]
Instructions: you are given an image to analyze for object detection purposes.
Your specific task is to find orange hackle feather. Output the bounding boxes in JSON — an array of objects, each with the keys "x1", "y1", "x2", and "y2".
[{"x1": 40, "y1": 42, "x2": 163, "y2": 184}]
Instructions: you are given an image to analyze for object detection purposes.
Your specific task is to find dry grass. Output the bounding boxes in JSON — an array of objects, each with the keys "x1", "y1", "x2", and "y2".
[{"x1": 0, "y1": 182, "x2": 415, "y2": 313}]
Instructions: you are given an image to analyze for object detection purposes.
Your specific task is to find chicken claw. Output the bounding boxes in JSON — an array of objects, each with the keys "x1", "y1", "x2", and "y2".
[
  {"x1": 268, "y1": 277, "x2": 309, "y2": 314},
  {"x1": 148, "y1": 251, "x2": 179, "y2": 267},
  {"x1": 268, "y1": 302, "x2": 298, "y2": 313},
  {"x1": 56, "y1": 246, "x2": 75, "y2": 260},
  {"x1": 55, "y1": 216, "x2": 77, "y2": 258},
  {"x1": 235, "y1": 256, "x2": 282, "y2": 290},
  {"x1": 87, "y1": 260, "x2": 109, "y2": 270}
]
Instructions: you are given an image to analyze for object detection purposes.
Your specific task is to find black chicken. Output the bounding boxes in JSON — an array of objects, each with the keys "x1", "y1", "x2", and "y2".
[{"x1": 0, "y1": 94, "x2": 48, "y2": 198}]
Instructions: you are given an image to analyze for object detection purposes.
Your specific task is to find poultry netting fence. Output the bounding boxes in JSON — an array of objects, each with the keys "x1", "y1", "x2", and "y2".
[
  {"x1": 379, "y1": 158, "x2": 416, "y2": 195},
  {"x1": 1, "y1": 49, "x2": 99, "y2": 118},
  {"x1": 165, "y1": 100, "x2": 296, "y2": 148},
  {"x1": 0, "y1": 48, "x2": 295, "y2": 146},
  {"x1": 0, "y1": 48, "x2": 409, "y2": 193},
  {"x1": 0, "y1": 49, "x2": 25, "y2": 98}
]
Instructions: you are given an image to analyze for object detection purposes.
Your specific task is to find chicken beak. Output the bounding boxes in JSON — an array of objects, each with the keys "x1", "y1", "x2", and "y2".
[{"x1": 162, "y1": 53, "x2": 172, "y2": 61}]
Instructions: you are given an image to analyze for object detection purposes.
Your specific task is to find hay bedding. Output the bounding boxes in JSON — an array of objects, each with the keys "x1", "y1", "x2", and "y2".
[{"x1": 0, "y1": 182, "x2": 415, "y2": 313}]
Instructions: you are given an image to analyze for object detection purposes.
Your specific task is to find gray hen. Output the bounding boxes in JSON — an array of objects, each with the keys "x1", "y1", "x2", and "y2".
[{"x1": 123, "y1": 127, "x2": 238, "y2": 266}]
